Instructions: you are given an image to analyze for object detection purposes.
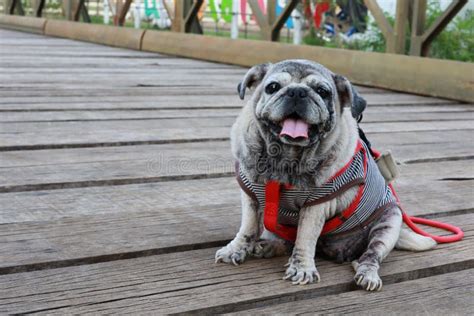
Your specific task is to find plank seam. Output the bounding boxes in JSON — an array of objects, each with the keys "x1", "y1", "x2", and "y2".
[
  {"x1": 173, "y1": 264, "x2": 474, "y2": 315},
  {"x1": 0, "y1": 239, "x2": 232, "y2": 276},
  {"x1": 139, "y1": 29, "x2": 147, "y2": 51},
  {"x1": 41, "y1": 19, "x2": 47, "y2": 34},
  {"x1": 0, "y1": 172, "x2": 235, "y2": 193},
  {"x1": 0, "y1": 137, "x2": 230, "y2": 152},
  {"x1": 1, "y1": 155, "x2": 473, "y2": 193},
  {"x1": 0, "y1": 210, "x2": 471, "y2": 276},
  {"x1": 0, "y1": 107, "x2": 243, "y2": 112},
  {"x1": 405, "y1": 155, "x2": 474, "y2": 164},
  {"x1": 2, "y1": 117, "x2": 474, "y2": 124}
]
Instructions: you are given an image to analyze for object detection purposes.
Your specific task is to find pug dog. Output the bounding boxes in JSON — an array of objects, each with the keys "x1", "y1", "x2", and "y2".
[{"x1": 215, "y1": 60, "x2": 437, "y2": 291}]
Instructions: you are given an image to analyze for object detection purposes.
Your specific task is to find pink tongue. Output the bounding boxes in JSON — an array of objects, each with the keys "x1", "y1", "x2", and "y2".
[{"x1": 279, "y1": 118, "x2": 309, "y2": 139}]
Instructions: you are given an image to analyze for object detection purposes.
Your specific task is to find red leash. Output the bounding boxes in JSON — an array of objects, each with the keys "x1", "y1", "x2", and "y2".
[
  {"x1": 373, "y1": 143, "x2": 464, "y2": 244},
  {"x1": 388, "y1": 183, "x2": 464, "y2": 243},
  {"x1": 402, "y1": 213, "x2": 464, "y2": 243}
]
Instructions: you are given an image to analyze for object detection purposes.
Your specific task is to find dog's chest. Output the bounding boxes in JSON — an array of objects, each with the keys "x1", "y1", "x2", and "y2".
[{"x1": 238, "y1": 147, "x2": 367, "y2": 227}]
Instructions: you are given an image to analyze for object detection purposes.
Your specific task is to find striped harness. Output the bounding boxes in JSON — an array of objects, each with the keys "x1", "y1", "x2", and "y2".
[{"x1": 237, "y1": 140, "x2": 398, "y2": 242}]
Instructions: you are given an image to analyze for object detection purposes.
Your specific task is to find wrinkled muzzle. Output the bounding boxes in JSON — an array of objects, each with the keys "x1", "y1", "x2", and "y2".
[{"x1": 258, "y1": 86, "x2": 332, "y2": 146}]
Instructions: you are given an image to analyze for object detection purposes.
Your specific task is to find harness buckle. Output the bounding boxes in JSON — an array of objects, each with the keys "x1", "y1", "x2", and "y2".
[{"x1": 376, "y1": 151, "x2": 400, "y2": 184}]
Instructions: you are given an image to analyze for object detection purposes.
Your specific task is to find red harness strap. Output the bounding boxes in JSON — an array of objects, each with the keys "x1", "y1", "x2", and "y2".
[
  {"x1": 264, "y1": 181, "x2": 297, "y2": 241},
  {"x1": 264, "y1": 142, "x2": 367, "y2": 242}
]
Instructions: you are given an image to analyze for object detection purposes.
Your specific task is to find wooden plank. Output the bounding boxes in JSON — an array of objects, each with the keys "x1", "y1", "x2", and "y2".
[
  {"x1": 0, "y1": 117, "x2": 235, "y2": 150},
  {"x1": 231, "y1": 269, "x2": 474, "y2": 315},
  {"x1": 1, "y1": 17, "x2": 472, "y2": 101},
  {"x1": 140, "y1": 28, "x2": 474, "y2": 102},
  {"x1": 0, "y1": 107, "x2": 472, "y2": 123},
  {"x1": 0, "y1": 98, "x2": 465, "y2": 111},
  {"x1": 1, "y1": 172, "x2": 472, "y2": 225},
  {"x1": 0, "y1": 94, "x2": 455, "y2": 108},
  {"x1": 0, "y1": 214, "x2": 471, "y2": 314},
  {"x1": 0, "y1": 15, "x2": 45, "y2": 34},
  {"x1": 44, "y1": 19, "x2": 145, "y2": 50},
  {"x1": 1, "y1": 137, "x2": 473, "y2": 191},
  {"x1": 0, "y1": 172, "x2": 471, "y2": 271},
  {"x1": 0, "y1": 55, "x2": 240, "y2": 69},
  {"x1": 0, "y1": 119, "x2": 472, "y2": 150},
  {"x1": 0, "y1": 109, "x2": 240, "y2": 122}
]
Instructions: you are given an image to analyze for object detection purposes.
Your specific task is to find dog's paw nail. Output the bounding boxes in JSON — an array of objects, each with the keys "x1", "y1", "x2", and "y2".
[
  {"x1": 284, "y1": 259, "x2": 319, "y2": 285},
  {"x1": 231, "y1": 256, "x2": 241, "y2": 266},
  {"x1": 354, "y1": 265, "x2": 382, "y2": 291},
  {"x1": 215, "y1": 244, "x2": 248, "y2": 266}
]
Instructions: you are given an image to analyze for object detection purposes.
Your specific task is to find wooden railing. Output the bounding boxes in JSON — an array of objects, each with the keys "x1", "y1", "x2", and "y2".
[
  {"x1": 1, "y1": 2, "x2": 473, "y2": 103},
  {"x1": 3, "y1": 0, "x2": 469, "y2": 57}
]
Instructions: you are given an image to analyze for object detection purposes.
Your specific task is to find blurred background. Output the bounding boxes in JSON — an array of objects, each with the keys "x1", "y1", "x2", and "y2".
[{"x1": 2, "y1": 0, "x2": 473, "y2": 61}]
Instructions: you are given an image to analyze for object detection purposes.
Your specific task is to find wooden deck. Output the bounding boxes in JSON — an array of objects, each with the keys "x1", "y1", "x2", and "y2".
[{"x1": 0, "y1": 28, "x2": 473, "y2": 314}]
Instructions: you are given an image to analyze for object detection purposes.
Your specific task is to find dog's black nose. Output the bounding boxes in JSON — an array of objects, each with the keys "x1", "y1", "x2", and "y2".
[{"x1": 287, "y1": 87, "x2": 308, "y2": 99}]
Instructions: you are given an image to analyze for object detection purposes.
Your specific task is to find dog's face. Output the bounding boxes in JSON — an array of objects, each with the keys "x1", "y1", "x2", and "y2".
[{"x1": 238, "y1": 60, "x2": 363, "y2": 148}]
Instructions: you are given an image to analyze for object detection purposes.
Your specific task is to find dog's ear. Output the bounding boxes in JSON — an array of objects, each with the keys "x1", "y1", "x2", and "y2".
[
  {"x1": 333, "y1": 74, "x2": 367, "y2": 119},
  {"x1": 237, "y1": 63, "x2": 271, "y2": 100}
]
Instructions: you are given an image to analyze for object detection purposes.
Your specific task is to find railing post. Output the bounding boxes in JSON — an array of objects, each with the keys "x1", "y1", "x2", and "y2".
[
  {"x1": 172, "y1": 0, "x2": 203, "y2": 34},
  {"x1": 409, "y1": 0, "x2": 427, "y2": 56},
  {"x1": 248, "y1": 0, "x2": 298, "y2": 42},
  {"x1": 34, "y1": 0, "x2": 46, "y2": 17},
  {"x1": 364, "y1": 0, "x2": 395, "y2": 53},
  {"x1": 270, "y1": 0, "x2": 299, "y2": 42},
  {"x1": 65, "y1": 0, "x2": 73, "y2": 20},
  {"x1": 267, "y1": 1, "x2": 276, "y2": 26},
  {"x1": 7, "y1": 0, "x2": 25, "y2": 15},
  {"x1": 393, "y1": 0, "x2": 410, "y2": 54},
  {"x1": 117, "y1": 0, "x2": 133, "y2": 26},
  {"x1": 421, "y1": 0, "x2": 467, "y2": 56}
]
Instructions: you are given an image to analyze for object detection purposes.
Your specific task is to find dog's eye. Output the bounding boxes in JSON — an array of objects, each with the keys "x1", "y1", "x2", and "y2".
[
  {"x1": 315, "y1": 86, "x2": 331, "y2": 99},
  {"x1": 265, "y1": 82, "x2": 281, "y2": 95}
]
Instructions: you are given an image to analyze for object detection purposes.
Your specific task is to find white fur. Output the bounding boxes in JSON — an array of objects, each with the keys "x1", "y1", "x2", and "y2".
[
  {"x1": 215, "y1": 191, "x2": 259, "y2": 265},
  {"x1": 396, "y1": 227, "x2": 437, "y2": 251}
]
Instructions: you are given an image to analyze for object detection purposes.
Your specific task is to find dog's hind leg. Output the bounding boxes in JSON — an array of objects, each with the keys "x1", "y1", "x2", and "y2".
[
  {"x1": 353, "y1": 206, "x2": 402, "y2": 291},
  {"x1": 252, "y1": 229, "x2": 292, "y2": 258},
  {"x1": 215, "y1": 191, "x2": 260, "y2": 265}
]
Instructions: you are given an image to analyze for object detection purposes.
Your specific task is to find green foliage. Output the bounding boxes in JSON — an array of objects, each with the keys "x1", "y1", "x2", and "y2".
[
  {"x1": 426, "y1": 2, "x2": 474, "y2": 62},
  {"x1": 303, "y1": 1, "x2": 474, "y2": 62}
]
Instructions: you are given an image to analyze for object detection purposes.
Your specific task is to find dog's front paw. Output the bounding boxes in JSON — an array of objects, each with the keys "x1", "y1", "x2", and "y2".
[
  {"x1": 215, "y1": 244, "x2": 249, "y2": 266},
  {"x1": 353, "y1": 262, "x2": 382, "y2": 291},
  {"x1": 283, "y1": 257, "x2": 320, "y2": 285}
]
